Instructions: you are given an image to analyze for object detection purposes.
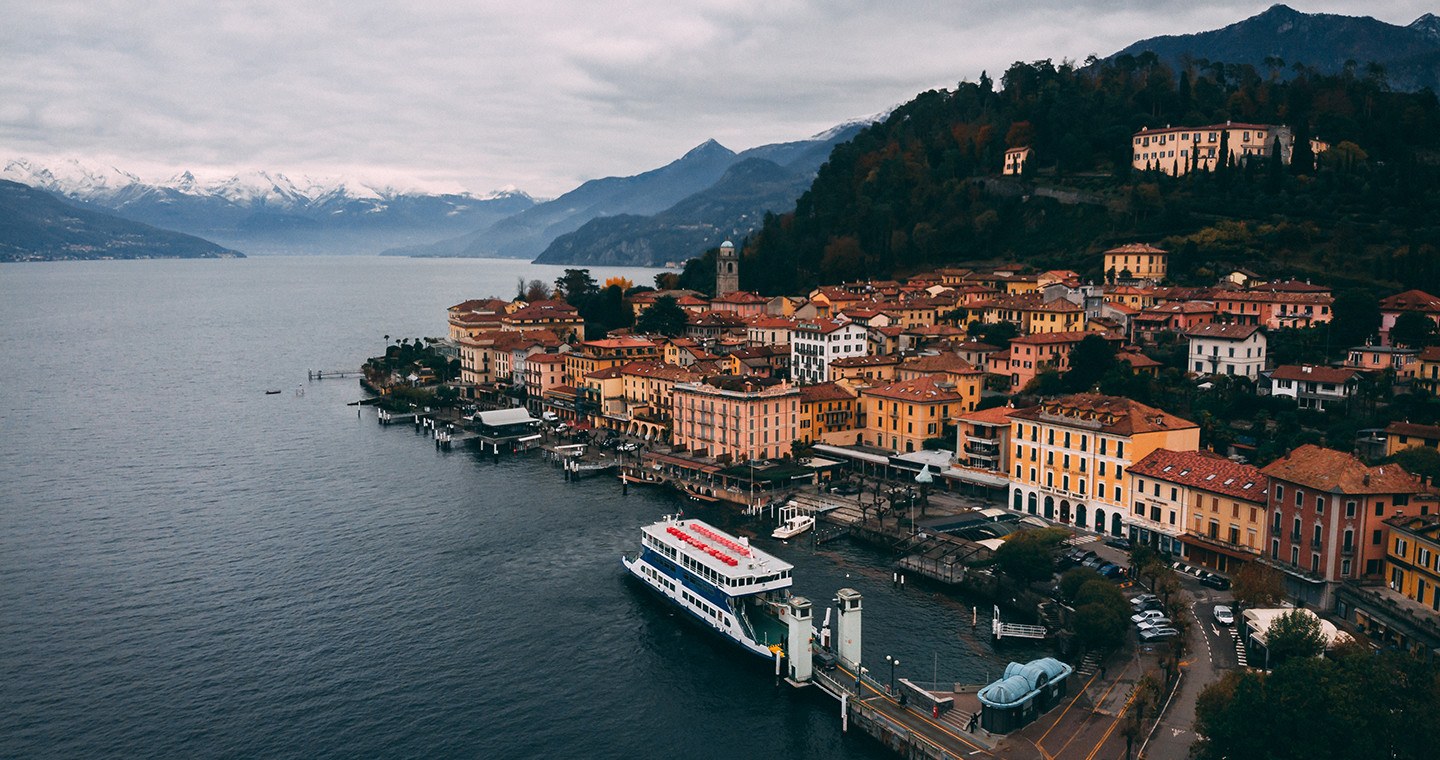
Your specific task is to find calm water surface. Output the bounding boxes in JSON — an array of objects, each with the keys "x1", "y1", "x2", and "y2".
[{"x1": 0, "y1": 256, "x2": 1019, "y2": 759}]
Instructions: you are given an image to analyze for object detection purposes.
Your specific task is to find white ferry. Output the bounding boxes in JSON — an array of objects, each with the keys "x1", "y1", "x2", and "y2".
[{"x1": 623, "y1": 515, "x2": 795, "y2": 659}]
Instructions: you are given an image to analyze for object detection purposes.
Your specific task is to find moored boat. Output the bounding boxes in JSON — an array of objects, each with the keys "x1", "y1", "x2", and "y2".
[
  {"x1": 771, "y1": 505, "x2": 815, "y2": 539},
  {"x1": 623, "y1": 515, "x2": 794, "y2": 659}
]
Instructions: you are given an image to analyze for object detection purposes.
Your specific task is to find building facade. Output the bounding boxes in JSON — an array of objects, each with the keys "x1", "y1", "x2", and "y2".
[
  {"x1": 790, "y1": 319, "x2": 869, "y2": 384},
  {"x1": 1127, "y1": 449, "x2": 1269, "y2": 569},
  {"x1": 670, "y1": 376, "x2": 799, "y2": 462},
  {"x1": 1184, "y1": 323, "x2": 1266, "y2": 378},
  {"x1": 1007, "y1": 394, "x2": 1200, "y2": 536}
]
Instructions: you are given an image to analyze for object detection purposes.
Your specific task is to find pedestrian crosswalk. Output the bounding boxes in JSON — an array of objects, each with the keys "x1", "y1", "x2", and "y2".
[
  {"x1": 1064, "y1": 534, "x2": 1099, "y2": 546},
  {"x1": 1230, "y1": 628, "x2": 1248, "y2": 667}
]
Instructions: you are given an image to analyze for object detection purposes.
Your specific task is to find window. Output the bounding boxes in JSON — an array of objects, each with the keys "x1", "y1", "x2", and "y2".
[
  {"x1": 1373, "y1": 529, "x2": 1382, "y2": 545},
  {"x1": 1316, "y1": 497, "x2": 1325, "y2": 515},
  {"x1": 1295, "y1": 490, "x2": 1303, "y2": 507},
  {"x1": 1275, "y1": 484, "x2": 1284, "y2": 502},
  {"x1": 1346, "y1": 500, "x2": 1356, "y2": 518}
]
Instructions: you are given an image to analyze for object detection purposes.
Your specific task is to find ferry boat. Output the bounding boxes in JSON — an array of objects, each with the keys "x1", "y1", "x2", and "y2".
[{"x1": 623, "y1": 515, "x2": 795, "y2": 660}]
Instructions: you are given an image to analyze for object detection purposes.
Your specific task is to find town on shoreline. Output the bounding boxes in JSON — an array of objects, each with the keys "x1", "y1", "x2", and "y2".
[{"x1": 362, "y1": 245, "x2": 1440, "y2": 759}]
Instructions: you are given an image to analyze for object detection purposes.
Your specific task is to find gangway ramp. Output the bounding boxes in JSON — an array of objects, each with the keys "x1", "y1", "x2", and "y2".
[{"x1": 991, "y1": 605, "x2": 1047, "y2": 641}]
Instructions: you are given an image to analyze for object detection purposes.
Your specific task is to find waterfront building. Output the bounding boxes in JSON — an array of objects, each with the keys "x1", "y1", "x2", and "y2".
[
  {"x1": 1263, "y1": 364, "x2": 1361, "y2": 411},
  {"x1": 670, "y1": 376, "x2": 799, "y2": 462},
  {"x1": 1184, "y1": 323, "x2": 1266, "y2": 378},
  {"x1": 1127, "y1": 449, "x2": 1268, "y2": 568},
  {"x1": 1008, "y1": 394, "x2": 1200, "y2": 535},
  {"x1": 955, "y1": 405, "x2": 1014, "y2": 486},
  {"x1": 1103, "y1": 243, "x2": 1168, "y2": 284},
  {"x1": 797, "y1": 382, "x2": 859, "y2": 445},
  {"x1": 446, "y1": 298, "x2": 509, "y2": 340},
  {"x1": 523, "y1": 352, "x2": 569, "y2": 413},
  {"x1": 1130, "y1": 123, "x2": 1289, "y2": 176},
  {"x1": 715, "y1": 240, "x2": 739, "y2": 297},
  {"x1": 565, "y1": 338, "x2": 661, "y2": 385},
  {"x1": 1379, "y1": 289, "x2": 1440, "y2": 346},
  {"x1": 1261, "y1": 444, "x2": 1433, "y2": 607},
  {"x1": 791, "y1": 319, "x2": 868, "y2": 384},
  {"x1": 581, "y1": 366, "x2": 628, "y2": 430},
  {"x1": 860, "y1": 376, "x2": 975, "y2": 454},
  {"x1": 619, "y1": 362, "x2": 703, "y2": 439}
]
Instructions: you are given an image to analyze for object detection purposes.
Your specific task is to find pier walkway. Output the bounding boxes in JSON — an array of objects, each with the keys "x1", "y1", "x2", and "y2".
[{"x1": 817, "y1": 665, "x2": 995, "y2": 759}]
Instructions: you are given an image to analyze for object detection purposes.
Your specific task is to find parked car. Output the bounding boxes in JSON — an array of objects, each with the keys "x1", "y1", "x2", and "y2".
[
  {"x1": 1135, "y1": 600, "x2": 1165, "y2": 613},
  {"x1": 617, "y1": 442, "x2": 639, "y2": 452},
  {"x1": 829, "y1": 482, "x2": 861, "y2": 495},
  {"x1": 1213, "y1": 605, "x2": 1235, "y2": 626},
  {"x1": 1139, "y1": 627, "x2": 1180, "y2": 642},
  {"x1": 1200, "y1": 574, "x2": 1231, "y2": 590},
  {"x1": 1132, "y1": 609, "x2": 1168, "y2": 624},
  {"x1": 1129, "y1": 594, "x2": 1158, "y2": 607},
  {"x1": 1104, "y1": 537, "x2": 1132, "y2": 551},
  {"x1": 1099, "y1": 564, "x2": 1127, "y2": 579},
  {"x1": 1081, "y1": 556, "x2": 1105, "y2": 569},
  {"x1": 1136, "y1": 618, "x2": 1173, "y2": 632}
]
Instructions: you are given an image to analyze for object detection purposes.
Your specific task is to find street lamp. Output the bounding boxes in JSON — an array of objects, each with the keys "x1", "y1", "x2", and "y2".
[{"x1": 884, "y1": 655, "x2": 900, "y2": 694}]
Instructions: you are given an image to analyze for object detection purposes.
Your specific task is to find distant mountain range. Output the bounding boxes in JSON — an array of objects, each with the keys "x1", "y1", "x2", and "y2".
[
  {"x1": 389, "y1": 119, "x2": 873, "y2": 265},
  {"x1": 0, "y1": 159, "x2": 536, "y2": 256},
  {"x1": 1111, "y1": 4, "x2": 1440, "y2": 92},
  {"x1": 0, "y1": 179, "x2": 242, "y2": 262}
]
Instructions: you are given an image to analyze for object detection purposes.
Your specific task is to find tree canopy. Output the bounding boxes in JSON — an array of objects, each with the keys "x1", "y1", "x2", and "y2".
[{"x1": 635, "y1": 295, "x2": 689, "y2": 337}]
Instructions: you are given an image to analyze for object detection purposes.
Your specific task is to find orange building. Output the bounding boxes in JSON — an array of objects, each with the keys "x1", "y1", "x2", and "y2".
[
  {"x1": 861, "y1": 376, "x2": 978, "y2": 454},
  {"x1": 797, "y1": 383, "x2": 860, "y2": 445},
  {"x1": 671, "y1": 376, "x2": 799, "y2": 462},
  {"x1": 1007, "y1": 394, "x2": 1200, "y2": 535}
]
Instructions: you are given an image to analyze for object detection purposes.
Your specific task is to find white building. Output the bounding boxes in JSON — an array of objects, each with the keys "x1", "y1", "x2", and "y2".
[
  {"x1": 1184, "y1": 323, "x2": 1267, "y2": 379},
  {"x1": 1264, "y1": 364, "x2": 1361, "y2": 411},
  {"x1": 790, "y1": 318, "x2": 869, "y2": 384}
]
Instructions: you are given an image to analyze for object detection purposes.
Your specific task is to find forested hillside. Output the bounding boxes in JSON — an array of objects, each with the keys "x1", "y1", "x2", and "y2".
[{"x1": 740, "y1": 57, "x2": 1440, "y2": 295}]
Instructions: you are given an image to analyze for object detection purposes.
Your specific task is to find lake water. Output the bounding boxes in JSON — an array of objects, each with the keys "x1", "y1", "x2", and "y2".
[{"x1": 0, "y1": 256, "x2": 1016, "y2": 759}]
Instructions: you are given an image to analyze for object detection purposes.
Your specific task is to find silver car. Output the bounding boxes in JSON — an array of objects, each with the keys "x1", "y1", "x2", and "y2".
[{"x1": 1213, "y1": 605, "x2": 1235, "y2": 626}]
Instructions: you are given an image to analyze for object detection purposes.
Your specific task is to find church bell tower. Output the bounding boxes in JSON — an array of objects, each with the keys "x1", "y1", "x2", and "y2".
[{"x1": 715, "y1": 239, "x2": 739, "y2": 297}]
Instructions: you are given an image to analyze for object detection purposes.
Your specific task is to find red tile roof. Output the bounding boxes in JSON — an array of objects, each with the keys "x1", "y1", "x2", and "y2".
[
  {"x1": 1380, "y1": 290, "x2": 1440, "y2": 314},
  {"x1": 1103, "y1": 243, "x2": 1168, "y2": 255},
  {"x1": 800, "y1": 383, "x2": 858, "y2": 403},
  {"x1": 1269, "y1": 364, "x2": 1359, "y2": 384},
  {"x1": 863, "y1": 375, "x2": 969, "y2": 403},
  {"x1": 1129, "y1": 448, "x2": 1267, "y2": 501},
  {"x1": 1262, "y1": 444, "x2": 1426, "y2": 494},
  {"x1": 1185, "y1": 323, "x2": 1261, "y2": 340},
  {"x1": 1009, "y1": 393, "x2": 1197, "y2": 436},
  {"x1": 899, "y1": 353, "x2": 982, "y2": 375}
]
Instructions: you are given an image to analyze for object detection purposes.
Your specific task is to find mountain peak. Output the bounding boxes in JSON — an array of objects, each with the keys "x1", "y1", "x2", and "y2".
[
  {"x1": 681, "y1": 139, "x2": 732, "y2": 160},
  {"x1": 1411, "y1": 13, "x2": 1440, "y2": 41}
]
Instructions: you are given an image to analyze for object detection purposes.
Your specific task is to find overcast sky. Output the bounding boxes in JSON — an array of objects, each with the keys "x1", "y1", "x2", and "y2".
[{"x1": 1, "y1": 1, "x2": 1432, "y2": 197}]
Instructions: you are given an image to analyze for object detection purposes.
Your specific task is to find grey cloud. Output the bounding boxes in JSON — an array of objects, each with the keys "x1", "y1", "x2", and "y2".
[{"x1": 0, "y1": 1, "x2": 1433, "y2": 197}]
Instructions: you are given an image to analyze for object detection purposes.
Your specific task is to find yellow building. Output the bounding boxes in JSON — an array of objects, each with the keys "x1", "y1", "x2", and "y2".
[
  {"x1": 1385, "y1": 421, "x2": 1440, "y2": 457},
  {"x1": 1385, "y1": 514, "x2": 1440, "y2": 613},
  {"x1": 565, "y1": 338, "x2": 660, "y2": 384},
  {"x1": 1128, "y1": 448, "x2": 1269, "y2": 571},
  {"x1": 580, "y1": 366, "x2": 628, "y2": 429},
  {"x1": 1416, "y1": 347, "x2": 1440, "y2": 395},
  {"x1": 861, "y1": 376, "x2": 978, "y2": 454},
  {"x1": 1103, "y1": 244, "x2": 1168, "y2": 283},
  {"x1": 1007, "y1": 394, "x2": 1199, "y2": 534},
  {"x1": 980, "y1": 294, "x2": 1087, "y2": 334},
  {"x1": 831, "y1": 354, "x2": 900, "y2": 384},
  {"x1": 798, "y1": 382, "x2": 860, "y2": 445},
  {"x1": 1131, "y1": 122, "x2": 1287, "y2": 176},
  {"x1": 1002, "y1": 146, "x2": 1032, "y2": 175}
]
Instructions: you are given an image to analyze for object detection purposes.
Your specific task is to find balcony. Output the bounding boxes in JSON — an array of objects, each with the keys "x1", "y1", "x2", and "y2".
[
  {"x1": 964, "y1": 441, "x2": 1000, "y2": 456},
  {"x1": 1291, "y1": 530, "x2": 1302, "y2": 542},
  {"x1": 1341, "y1": 544, "x2": 1356, "y2": 556},
  {"x1": 1311, "y1": 538, "x2": 1323, "y2": 550}
]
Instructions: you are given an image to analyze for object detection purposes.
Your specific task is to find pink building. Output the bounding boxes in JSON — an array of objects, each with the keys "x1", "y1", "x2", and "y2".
[
  {"x1": 671, "y1": 376, "x2": 799, "y2": 462},
  {"x1": 708, "y1": 291, "x2": 769, "y2": 317}
]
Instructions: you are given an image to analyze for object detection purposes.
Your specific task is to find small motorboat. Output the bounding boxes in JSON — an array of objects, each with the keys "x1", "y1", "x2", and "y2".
[
  {"x1": 264, "y1": 389, "x2": 282, "y2": 395},
  {"x1": 772, "y1": 505, "x2": 815, "y2": 539}
]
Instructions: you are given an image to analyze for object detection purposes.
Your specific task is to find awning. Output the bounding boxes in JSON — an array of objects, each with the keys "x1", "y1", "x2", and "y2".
[
  {"x1": 476, "y1": 408, "x2": 537, "y2": 426},
  {"x1": 814, "y1": 444, "x2": 889, "y2": 465}
]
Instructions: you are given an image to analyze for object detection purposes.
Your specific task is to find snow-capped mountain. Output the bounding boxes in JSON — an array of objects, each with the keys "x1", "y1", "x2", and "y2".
[{"x1": 0, "y1": 157, "x2": 536, "y2": 255}]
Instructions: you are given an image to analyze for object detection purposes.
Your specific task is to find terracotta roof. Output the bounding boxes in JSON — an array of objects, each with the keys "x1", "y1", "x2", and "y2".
[
  {"x1": 1103, "y1": 243, "x2": 1168, "y2": 255},
  {"x1": 582, "y1": 338, "x2": 657, "y2": 349},
  {"x1": 710, "y1": 291, "x2": 768, "y2": 304},
  {"x1": 831, "y1": 354, "x2": 901, "y2": 368},
  {"x1": 953, "y1": 340, "x2": 1001, "y2": 352},
  {"x1": 527, "y1": 353, "x2": 568, "y2": 364},
  {"x1": 903, "y1": 325, "x2": 966, "y2": 337},
  {"x1": 863, "y1": 375, "x2": 968, "y2": 403},
  {"x1": 1420, "y1": 347, "x2": 1440, "y2": 362},
  {"x1": 1130, "y1": 449, "x2": 1267, "y2": 502},
  {"x1": 1213, "y1": 290, "x2": 1332, "y2": 305},
  {"x1": 1133, "y1": 123, "x2": 1276, "y2": 136},
  {"x1": 620, "y1": 361, "x2": 703, "y2": 382},
  {"x1": 687, "y1": 312, "x2": 746, "y2": 326},
  {"x1": 1263, "y1": 280, "x2": 1331, "y2": 293},
  {"x1": 506, "y1": 303, "x2": 581, "y2": 321},
  {"x1": 1185, "y1": 323, "x2": 1261, "y2": 340},
  {"x1": 1262, "y1": 444, "x2": 1425, "y2": 494},
  {"x1": 1117, "y1": 351, "x2": 1162, "y2": 368},
  {"x1": 794, "y1": 318, "x2": 861, "y2": 334},
  {"x1": 1269, "y1": 364, "x2": 1359, "y2": 384},
  {"x1": 1009, "y1": 393, "x2": 1197, "y2": 436},
  {"x1": 676, "y1": 295, "x2": 711, "y2": 306},
  {"x1": 1380, "y1": 289, "x2": 1440, "y2": 314},
  {"x1": 745, "y1": 316, "x2": 795, "y2": 328},
  {"x1": 899, "y1": 353, "x2": 982, "y2": 375},
  {"x1": 800, "y1": 383, "x2": 857, "y2": 403},
  {"x1": 1011, "y1": 330, "x2": 1119, "y2": 345},
  {"x1": 585, "y1": 366, "x2": 625, "y2": 380},
  {"x1": 1141, "y1": 301, "x2": 1216, "y2": 316},
  {"x1": 960, "y1": 405, "x2": 1015, "y2": 425},
  {"x1": 1384, "y1": 421, "x2": 1440, "y2": 441}
]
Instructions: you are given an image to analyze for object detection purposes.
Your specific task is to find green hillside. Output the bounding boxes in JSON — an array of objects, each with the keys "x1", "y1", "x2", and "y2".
[{"x1": 740, "y1": 58, "x2": 1440, "y2": 295}]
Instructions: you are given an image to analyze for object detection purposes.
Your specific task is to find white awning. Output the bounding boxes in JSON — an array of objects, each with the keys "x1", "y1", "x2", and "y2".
[{"x1": 476, "y1": 408, "x2": 537, "y2": 427}]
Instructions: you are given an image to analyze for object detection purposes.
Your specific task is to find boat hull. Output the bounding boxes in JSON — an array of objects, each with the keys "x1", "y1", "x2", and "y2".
[{"x1": 622, "y1": 553, "x2": 780, "y2": 661}]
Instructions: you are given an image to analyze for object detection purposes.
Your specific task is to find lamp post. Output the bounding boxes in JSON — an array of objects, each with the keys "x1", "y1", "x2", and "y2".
[{"x1": 884, "y1": 655, "x2": 900, "y2": 694}]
